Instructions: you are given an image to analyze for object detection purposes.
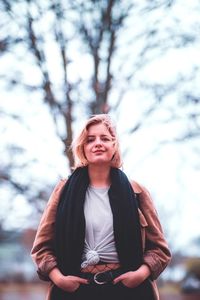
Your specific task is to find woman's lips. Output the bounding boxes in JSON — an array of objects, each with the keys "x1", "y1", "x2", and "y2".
[{"x1": 93, "y1": 150, "x2": 104, "y2": 154}]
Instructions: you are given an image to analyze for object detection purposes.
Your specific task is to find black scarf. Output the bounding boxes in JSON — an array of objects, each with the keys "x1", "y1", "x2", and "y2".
[{"x1": 54, "y1": 166, "x2": 143, "y2": 277}]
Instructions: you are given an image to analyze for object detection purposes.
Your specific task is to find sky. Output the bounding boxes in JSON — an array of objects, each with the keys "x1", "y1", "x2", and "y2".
[{"x1": 0, "y1": 0, "x2": 200, "y2": 256}]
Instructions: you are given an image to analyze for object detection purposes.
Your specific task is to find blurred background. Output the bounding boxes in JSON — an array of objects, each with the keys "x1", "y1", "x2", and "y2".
[{"x1": 0, "y1": 0, "x2": 200, "y2": 299}]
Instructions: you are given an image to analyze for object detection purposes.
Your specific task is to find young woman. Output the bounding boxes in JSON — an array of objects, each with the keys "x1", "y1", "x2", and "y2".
[{"x1": 31, "y1": 114, "x2": 171, "y2": 300}]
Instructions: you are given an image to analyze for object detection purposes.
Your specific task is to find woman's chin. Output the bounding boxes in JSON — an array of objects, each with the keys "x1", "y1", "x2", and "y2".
[{"x1": 89, "y1": 160, "x2": 111, "y2": 166}]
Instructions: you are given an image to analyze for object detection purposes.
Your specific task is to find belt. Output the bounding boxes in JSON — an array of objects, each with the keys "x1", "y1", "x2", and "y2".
[{"x1": 80, "y1": 268, "x2": 123, "y2": 285}]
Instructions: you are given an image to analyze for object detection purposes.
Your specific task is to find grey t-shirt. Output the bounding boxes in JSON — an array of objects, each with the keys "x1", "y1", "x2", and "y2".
[{"x1": 81, "y1": 185, "x2": 119, "y2": 268}]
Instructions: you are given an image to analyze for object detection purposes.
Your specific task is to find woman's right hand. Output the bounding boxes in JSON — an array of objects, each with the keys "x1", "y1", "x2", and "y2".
[
  {"x1": 55, "y1": 275, "x2": 89, "y2": 292},
  {"x1": 49, "y1": 268, "x2": 89, "y2": 292}
]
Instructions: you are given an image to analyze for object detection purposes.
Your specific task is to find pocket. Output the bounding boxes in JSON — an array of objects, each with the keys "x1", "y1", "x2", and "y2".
[
  {"x1": 73, "y1": 283, "x2": 82, "y2": 293},
  {"x1": 119, "y1": 281, "x2": 133, "y2": 289}
]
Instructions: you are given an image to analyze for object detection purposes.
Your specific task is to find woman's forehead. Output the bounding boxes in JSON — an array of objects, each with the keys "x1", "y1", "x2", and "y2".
[{"x1": 87, "y1": 123, "x2": 111, "y2": 135}]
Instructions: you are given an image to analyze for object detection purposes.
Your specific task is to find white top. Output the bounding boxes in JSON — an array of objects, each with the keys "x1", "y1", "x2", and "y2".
[{"x1": 81, "y1": 185, "x2": 119, "y2": 268}]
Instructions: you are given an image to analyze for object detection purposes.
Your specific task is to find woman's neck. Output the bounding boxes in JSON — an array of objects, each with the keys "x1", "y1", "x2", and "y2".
[{"x1": 88, "y1": 165, "x2": 111, "y2": 187}]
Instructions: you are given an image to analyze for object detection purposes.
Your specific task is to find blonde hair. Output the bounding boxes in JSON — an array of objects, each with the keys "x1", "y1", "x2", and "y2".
[{"x1": 71, "y1": 114, "x2": 122, "y2": 169}]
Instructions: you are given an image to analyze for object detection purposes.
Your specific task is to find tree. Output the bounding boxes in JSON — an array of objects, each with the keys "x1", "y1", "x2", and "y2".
[
  {"x1": 1, "y1": 0, "x2": 132, "y2": 168},
  {"x1": 0, "y1": 0, "x2": 133, "y2": 226},
  {"x1": 0, "y1": 0, "x2": 200, "y2": 245}
]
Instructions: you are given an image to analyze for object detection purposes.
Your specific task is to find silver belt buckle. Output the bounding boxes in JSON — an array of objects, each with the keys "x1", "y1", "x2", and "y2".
[{"x1": 93, "y1": 271, "x2": 107, "y2": 285}]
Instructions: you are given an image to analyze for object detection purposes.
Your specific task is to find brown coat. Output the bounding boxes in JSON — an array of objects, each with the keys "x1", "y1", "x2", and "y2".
[{"x1": 31, "y1": 179, "x2": 171, "y2": 300}]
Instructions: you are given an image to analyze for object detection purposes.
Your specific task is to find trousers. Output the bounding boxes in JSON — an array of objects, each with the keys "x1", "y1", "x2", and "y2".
[{"x1": 51, "y1": 279, "x2": 155, "y2": 300}]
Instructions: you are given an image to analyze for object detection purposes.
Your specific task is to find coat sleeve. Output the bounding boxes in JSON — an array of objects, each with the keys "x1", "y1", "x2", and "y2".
[
  {"x1": 31, "y1": 179, "x2": 67, "y2": 281},
  {"x1": 133, "y1": 181, "x2": 171, "y2": 280}
]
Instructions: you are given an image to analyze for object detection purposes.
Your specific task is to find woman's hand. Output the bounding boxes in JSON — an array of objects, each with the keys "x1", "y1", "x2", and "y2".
[
  {"x1": 113, "y1": 264, "x2": 151, "y2": 288},
  {"x1": 55, "y1": 275, "x2": 88, "y2": 292},
  {"x1": 49, "y1": 268, "x2": 88, "y2": 292}
]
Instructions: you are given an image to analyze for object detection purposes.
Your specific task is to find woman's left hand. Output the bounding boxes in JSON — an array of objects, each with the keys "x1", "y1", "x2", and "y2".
[{"x1": 113, "y1": 264, "x2": 151, "y2": 288}]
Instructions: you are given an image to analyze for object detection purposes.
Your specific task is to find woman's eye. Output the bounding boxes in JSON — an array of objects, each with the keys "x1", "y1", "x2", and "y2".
[
  {"x1": 86, "y1": 136, "x2": 112, "y2": 143},
  {"x1": 86, "y1": 138, "x2": 94, "y2": 143}
]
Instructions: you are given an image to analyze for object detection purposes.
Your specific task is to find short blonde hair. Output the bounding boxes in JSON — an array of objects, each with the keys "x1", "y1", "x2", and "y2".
[{"x1": 71, "y1": 114, "x2": 122, "y2": 169}]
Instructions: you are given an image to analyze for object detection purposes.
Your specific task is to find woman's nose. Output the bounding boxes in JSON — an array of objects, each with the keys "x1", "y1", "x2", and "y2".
[{"x1": 94, "y1": 138, "x2": 102, "y2": 147}]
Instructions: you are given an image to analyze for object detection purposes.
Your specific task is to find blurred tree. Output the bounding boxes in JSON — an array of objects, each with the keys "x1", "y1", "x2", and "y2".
[
  {"x1": 1, "y1": 0, "x2": 131, "y2": 169},
  {"x1": 0, "y1": 0, "x2": 200, "y2": 234},
  {"x1": 0, "y1": 0, "x2": 133, "y2": 226}
]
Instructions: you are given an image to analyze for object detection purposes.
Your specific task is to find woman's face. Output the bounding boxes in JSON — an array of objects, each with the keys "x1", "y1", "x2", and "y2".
[{"x1": 83, "y1": 123, "x2": 115, "y2": 166}]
